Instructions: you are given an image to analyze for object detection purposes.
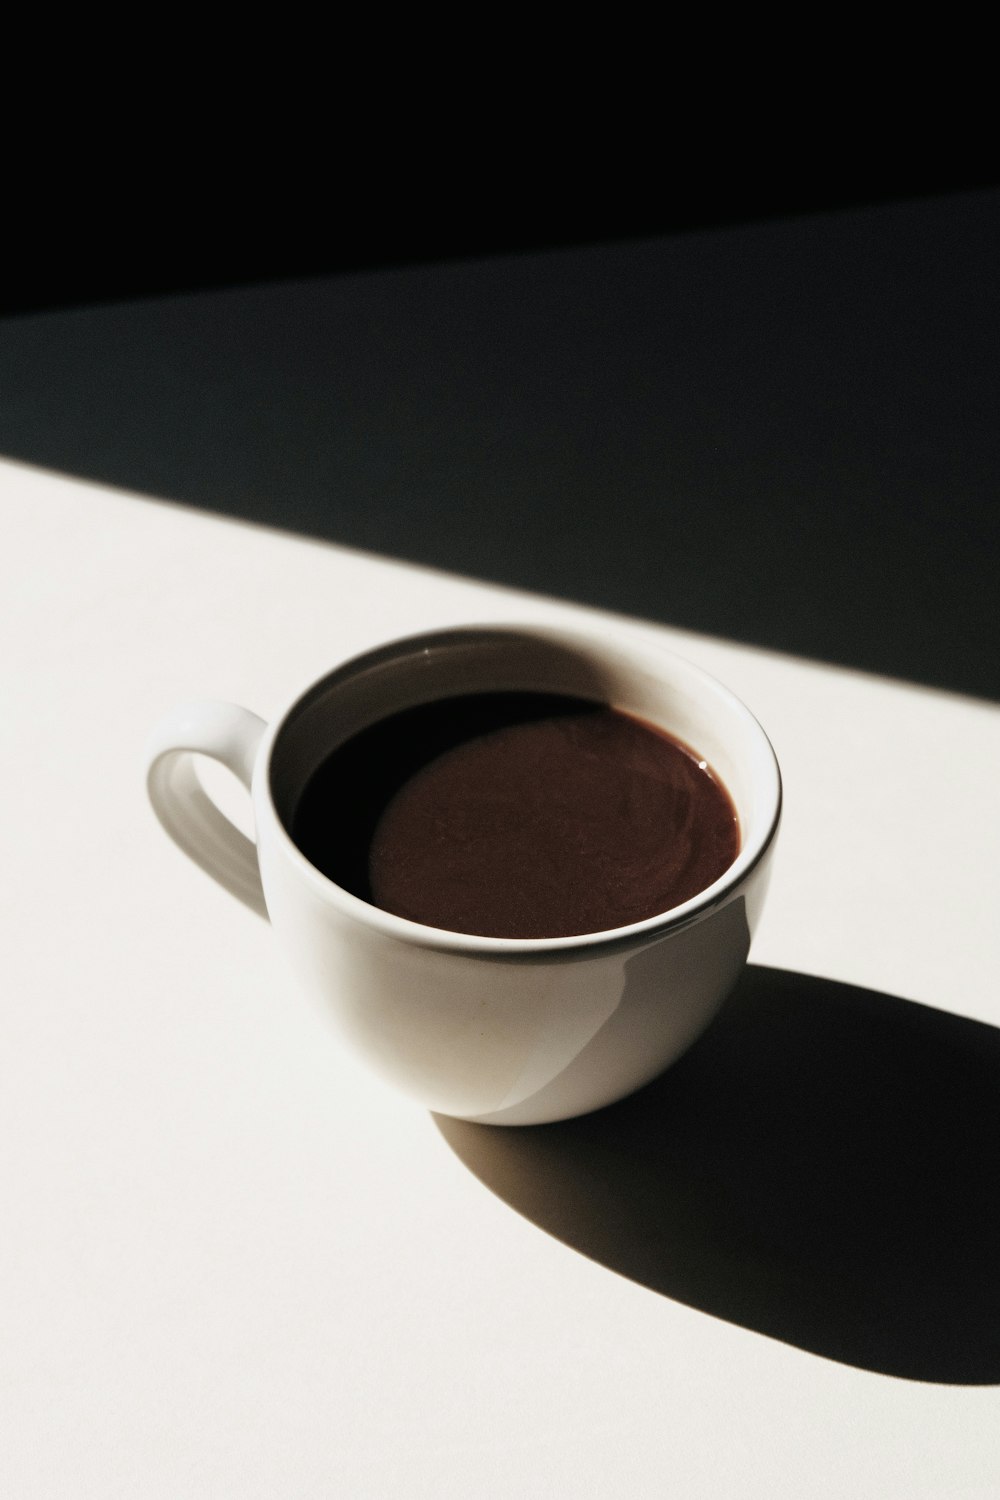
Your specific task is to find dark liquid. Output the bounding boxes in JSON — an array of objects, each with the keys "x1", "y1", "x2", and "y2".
[{"x1": 291, "y1": 693, "x2": 740, "y2": 939}]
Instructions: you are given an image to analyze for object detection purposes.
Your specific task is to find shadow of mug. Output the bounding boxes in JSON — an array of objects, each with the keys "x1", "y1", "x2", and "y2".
[{"x1": 435, "y1": 965, "x2": 1000, "y2": 1384}]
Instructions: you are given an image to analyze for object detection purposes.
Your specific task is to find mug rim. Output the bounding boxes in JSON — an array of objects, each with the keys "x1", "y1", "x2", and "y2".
[{"x1": 253, "y1": 622, "x2": 783, "y2": 957}]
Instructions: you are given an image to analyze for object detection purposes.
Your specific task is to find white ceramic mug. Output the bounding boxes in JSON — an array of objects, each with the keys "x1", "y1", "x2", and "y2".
[{"x1": 146, "y1": 623, "x2": 781, "y2": 1125}]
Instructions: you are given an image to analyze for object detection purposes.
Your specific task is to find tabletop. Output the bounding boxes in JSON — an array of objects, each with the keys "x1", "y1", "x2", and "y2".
[{"x1": 3, "y1": 194, "x2": 1000, "y2": 1496}]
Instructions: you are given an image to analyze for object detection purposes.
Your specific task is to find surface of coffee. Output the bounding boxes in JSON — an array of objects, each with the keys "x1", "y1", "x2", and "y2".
[{"x1": 291, "y1": 693, "x2": 739, "y2": 939}]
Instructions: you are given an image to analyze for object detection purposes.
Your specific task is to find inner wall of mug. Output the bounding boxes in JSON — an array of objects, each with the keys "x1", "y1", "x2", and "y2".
[{"x1": 268, "y1": 627, "x2": 774, "y2": 866}]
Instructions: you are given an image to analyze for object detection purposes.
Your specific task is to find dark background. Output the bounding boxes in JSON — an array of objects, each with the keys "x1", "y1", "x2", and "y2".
[
  {"x1": 3, "y1": 173, "x2": 998, "y2": 701},
  {"x1": 3, "y1": 172, "x2": 994, "y2": 317}
]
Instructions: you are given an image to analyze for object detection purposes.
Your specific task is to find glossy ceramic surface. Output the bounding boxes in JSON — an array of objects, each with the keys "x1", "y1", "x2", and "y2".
[{"x1": 146, "y1": 623, "x2": 781, "y2": 1123}]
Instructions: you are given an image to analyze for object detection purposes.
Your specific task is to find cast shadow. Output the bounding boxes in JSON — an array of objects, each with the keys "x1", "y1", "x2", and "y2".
[{"x1": 435, "y1": 965, "x2": 1000, "y2": 1384}]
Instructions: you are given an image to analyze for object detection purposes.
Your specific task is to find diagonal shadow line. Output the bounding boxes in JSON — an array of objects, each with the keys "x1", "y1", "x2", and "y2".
[
  {"x1": 435, "y1": 965, "x2": 1000, "y2": 1384},
  {"x1": 3, "y1": 191, "x2": 1000, "y2": 705}
]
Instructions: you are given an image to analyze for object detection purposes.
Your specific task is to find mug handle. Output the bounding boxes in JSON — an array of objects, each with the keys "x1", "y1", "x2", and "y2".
[{"x1": 145, "y1": 701, "x2": 269, "y2": 918}]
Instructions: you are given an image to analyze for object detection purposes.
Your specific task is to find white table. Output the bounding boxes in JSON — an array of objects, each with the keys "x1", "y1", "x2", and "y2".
[{"x1": 4, "y1": 455, "x2": 1000, "y2": 1496}]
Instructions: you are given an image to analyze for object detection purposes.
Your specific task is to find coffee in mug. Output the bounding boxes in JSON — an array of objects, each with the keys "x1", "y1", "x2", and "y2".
[
  {"x1": 146, "y1": 623, "x2": 780, "y2": 1125},
  {"x1": 291, "y1": 692, "x2": 739, "y2": 940}
]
